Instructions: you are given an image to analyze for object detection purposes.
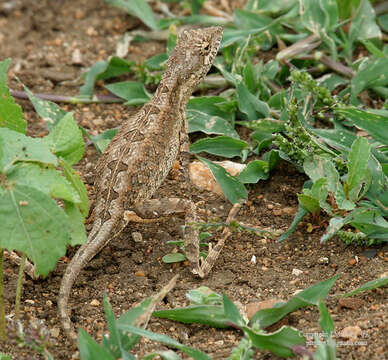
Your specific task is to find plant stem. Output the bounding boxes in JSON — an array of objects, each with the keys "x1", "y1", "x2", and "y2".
[
  {"x1": 0, "y1": 249, "x2": 5, "y2": 340},
  {"x1": 15, "y1": 253, "x2": 26, "y2": 321}
]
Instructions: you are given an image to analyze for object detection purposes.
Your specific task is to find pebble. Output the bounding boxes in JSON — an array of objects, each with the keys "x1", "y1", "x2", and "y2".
[
  {"x1": 340, "y1": 325, "x2": 362, "y2": 339},
  {"x1": 71, "y1": 48, "x2": 82, "y2": 65},
  {"x1": 132, "y1": 232, "x2": 143, "y2": 243},
  {"x1": 250, "y1": 255, "x2": 256, "y2": 264},
  {"x1": 135, "y1": 270, "x2": 145, "y2": 277},
  {"x1": 90, "y1": 299, "x2": 100, "y2": 307},
  {"x1": 338, "y1": 297, "x2": 364, "y2": 310},
  {"x1": 292, "y1": 268, "x2": 303, "y2": 276},
  {"x1": 318, "y1": 257, "x2": 329, "y2": 264},
  {"x1": 50, "y1": 327, "x2": 60, "y2": 338}
]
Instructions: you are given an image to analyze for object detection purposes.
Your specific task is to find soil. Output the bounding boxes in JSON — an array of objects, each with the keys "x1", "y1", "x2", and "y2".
[{"x1": 0, "y1": 1, "x2": 386, "y2": 359}]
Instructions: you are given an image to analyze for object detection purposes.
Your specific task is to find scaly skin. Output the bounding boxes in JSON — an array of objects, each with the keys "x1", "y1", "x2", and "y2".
[{"x1": 58, "y1": 26, "x2": 223, "y2": 342}]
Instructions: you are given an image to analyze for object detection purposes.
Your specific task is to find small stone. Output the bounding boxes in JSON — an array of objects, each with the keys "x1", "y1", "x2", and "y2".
[
  {"x1": 92, "y1": 118, "x2": 104, "y2": 127},
  {"x1": 250, "y1": 255, "x2": 256, "y2": 264},
  {"x1": 338, "y1": 297, "x2": 364, "y2": 310},
  {"x1": 267, "y1": 203, "x2": 274, "y2": 210},
  {"x1": 273, "y1": 209, "x2": 282, "y2": 216},
  {"x1": 86, "y1": 26, "x2": 98, "y2": 36},
  {"x1": 45, "y1": 300, "x2": 53, "y2": 307},
  {"x1": 132, "y1": 232, "x2": 143, "y2": 243},
  {"x1": 318, "y1": 257, "x2": 329, "y2": 264},
  {"x1": 348, "y1": 258, "x2": 357, "y2": 265},
  {"x1": 90, "y1": 299, "x2": 100, "y2": 307},
  {"x1": 283, "y1": 207, "x2": 297, "y2": 216},
  {"x1": 340, "y1": 325, "x2": 362, "y2": 339},
  {"x1": 25, "y1": 299, "x2": 35, "y2": 305},
  {"x1": 292, "y1": 268, "x2": 303, "y2": 276},
  {"x1": 135, "y1": 270, "x2": 145, "y2": 277},
  {"x1": 71, "y1": 49, "x2": 82, "y2": 65},
  {"x1": 50, "y1": 327, "x2": 60, "y2": 338}
]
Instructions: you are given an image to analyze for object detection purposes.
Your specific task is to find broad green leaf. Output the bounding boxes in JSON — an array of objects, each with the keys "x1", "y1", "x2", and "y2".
[
  {"x1": 298, "y1": 193, "x2": 320, "y2": 214},
  {"x1": 45, "y1": 112, "x2": 85, "y2": 165},
  {"x1": 191, "y1": 0, "x2": 205, "y2": 14},
  {"x1": 222, "y1": 28, "x2": 269, "y2": 48},
  {"x1": 64, "y1": 201, "x2": 87, "y2": 246},
  {"x1": 349, "y1": 0, "x2": 381, "y2": 42},
  {"x1": 81, "y1": 60, "x2": 109, "y2": 96},
  {"x1": 153, "y1": 305, "x2": 230, "y2": 328},
  {"x1": 0, "y1": 128, "x2": 58, "y2": 172},
  {"x1": 6, "y1": 163, "x2": 80, "y2": 204},
  {"x1": 22, "y1": 84, "x2": 67, "y2": 130},
  {"x1": 90, "y1": 128, "x2": 118, "y2": 153},
  {"x1": 223, "y1": 293, "x2": 245, "y2": 326},
  {"x1": 300, "y1": 0, "x2": 338, "y2": 34},
  {"x1": 237, "y1": 160, "x2": 269, "y2": 183},
  {"x1": 186, "y1": 287, "x2": 223, "y2": 305},
  {"x1": 104, "y1": 0, "x2": 159, "y2": 30},
  {"x1": 0, "y1": 59, "x2": 25, "y2": 133},
  {"x1": 190, "y1": 136, "x2": 249, "y2": 158},
  {"x1": 0, "y1": 184, "x2": 70, "y2": 276},
  {"x1": 162, "y1": 253, "x2": 186, "y2": 263},
  {"x1": 350, "y1": 58, "x2": 388, "y2": 99},
  {"x1": 236, "y1": 82, "x2": 270, "y2": 119},
  {"x1": 250, "y1": 275, "x2": 340, "y2": 328},
  {"x1": 117, "y1": 324, "x2": 211, "y2": 360},
  {"x1": 336, "y1": 108, "x2": 388, "y2": 145},
  {"x1": 320, "y1": 216, "x2": 346, "y2": 243},
  {"x1": 365, "y1": 156, "x2": 388, "y2": 215},
  {"x1": 379, "y1": 14, "x2": 388, "y2": 32},
  {"x1": 341, "y1": 277, "x2": 388, "y2": 297},
  {"x1": 317, "y1": 73, "x2": 348, "y2": 91},
  {"x1": 197, "y1": 157, "x2": 247, "y2": 204},
  {"x1": 303, "y1": 156, "x2": 339, "y2": 193},
  {"x1": 59, "y1": 158, "x2": 90, "y2": 217},
  {"x1": 105, "y1": 81, "x2": 152, "y2": 106},
  {"x1": 143, "y1": 351, "x2": 180, "y2": 360},
  {"x1": 238, "y1": 118, "x2": 285, "y2": 133},
  {"x1": 244, "y1": 326, "x2": 305, "y2": 358},
  {"x1": 349, "y1": 208, "x2": 388, "y2": 239},
  {"x1": 145, "y1": 53, "x2": 168, "y2": 70},
  {"x1": 345, "y1": 136, "x2": 371, "y2": 200},
  {"x1": 318, "y1": 301, "x2": 334, "y2": 336},
  {"x1": 278, "y1": 206, "x2": 308, "y2": 242},
  {"x1": 78, "y1": 328, "x2": 116, "y2": 360},
  {"x1": 188, "y1": 112, "x2": 239, "y2": 138}
]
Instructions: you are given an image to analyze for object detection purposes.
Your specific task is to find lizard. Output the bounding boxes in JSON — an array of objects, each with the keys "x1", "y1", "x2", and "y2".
[{"x1": 58, "y1": 26, "x2": 223, "y2": 342}]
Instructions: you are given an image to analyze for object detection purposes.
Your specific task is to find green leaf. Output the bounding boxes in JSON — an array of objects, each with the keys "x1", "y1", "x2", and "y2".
[
  {"x1": 345, "y1": 136, "x2": 371, "y2": 200},
  {"x1": 22, "y1": 84, "x2": 67, "y2": 130},
  {"x1": 153, "y1": 305, "x2": 230, "y2": 328},
  {"x1": 318, "y1": 301, "x2": 334, "y2": 336},
  {"x1": 320, "y1": 216, "x2": 346, "y2": 243},
  {"x1": 105, "y1": 81, "x2": 152, "y2": 106},
  {"x1": 78, "y1": 328, "x2": 116, "y2": 360},
  {"x1": 0, "y1": 128, "x2": 58, "y2": 172},
  {"x1": 64, "y1": 201, "x2": 87, "y2": 246},
  {"x1": 6, "y1": 163, "x2": 80, "y2": 204},
  {"x1": 244, "y1": 325, "x2": 305, "y2": 358},
  {"x1": 59, "y1": 158, "x2": 90, "y2": 217},
  {"x1": 223, "y1": 293, "x2": 245, "y2": 326},
  {"x1": 365, "y1": 155, "x2": 388, "y2": 214},
  {"x1": 350, "y1": 58, "x2": 388, "y2": 99},
  {"x1": 162, "y1": 253, "x2": 186, "y2": 263},
  {"x1": 104, "y1": 0, "x2": 159, "y2": 30},
  {"x1": 300, "y1": 0, "x2": 338, "y2": 34},
  {"x1": 117, "y1": 324, "x2": 211, "y2": 360},
  {"x1": 349, "y1": 208, "x2": 388, "y2": 239},
  {"x1": 236, "y1": 82, "x2": 270, "y2": 119},
  {"x1": 0, "y1": 59, "x2": 26, "y2": 134},
  {"x1": 197, "y1": 157, "x2": 247, "y2": 204},
  {"x1": 0, "y1": 184, "x2": 70, "y2": 276},
  {"x1": 341, "y1": 277, "x2": 388, "y2": 297},
  {"x1": 90, "y1": 128, "x2": 118, "y2": 153},
  {"x1": 81, "y1": 60, "x2": 109, "y2": 97},
  {"x1": 298, "y1": 193, "x2": 320, "y2": 214},
  {"x1": 190, "y1": 136, "x2": 249, "y2": 158},
  {"x1": 250, "y1": 275, "x2": 340, "y2": 328},
  {"x1": 45, "y1": 112, "x2": 85, "y2": 165},
  {"x1": 186, "y1": 287, "x2": 223, "y2": 305},
  {"x1": 335, "y1": 108, "x2": 388, "y2": 145},
  {"x1": 237, "y1": 160, "x2": 269, "y2": 183},
  {"x1": 278, "y1": 206, "x2": 308, "y2": 242},
  {"x1": 349, "y1": 0, "x2": 381, "y2": 43}
]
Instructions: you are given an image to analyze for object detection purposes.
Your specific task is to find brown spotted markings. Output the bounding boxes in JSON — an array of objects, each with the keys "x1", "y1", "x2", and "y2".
[{"x1": 58, "y1": 26, "x2": 223, "y2": 343}]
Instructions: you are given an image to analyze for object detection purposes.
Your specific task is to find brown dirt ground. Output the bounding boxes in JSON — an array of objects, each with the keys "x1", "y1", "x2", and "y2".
[{"x1": 0, "y1": 1, "x2": 387, "y2": 359}]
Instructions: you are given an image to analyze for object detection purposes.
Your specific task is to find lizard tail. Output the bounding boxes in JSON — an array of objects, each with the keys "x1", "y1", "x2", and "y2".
[{"x1": 58, "y1": 219, "x2": 117, "y2": 343}]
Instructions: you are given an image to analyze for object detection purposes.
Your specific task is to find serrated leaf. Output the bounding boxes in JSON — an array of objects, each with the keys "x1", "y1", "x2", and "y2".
[
  {"x1": 105, "y1": 0, "x2": 159, "y2": 30},
  {"x1": 0, "y1": 128, "x2": 58, "y2": 172},
  {"x1": 59, "y1": 158, "x2": 89, "y2": 218},
  {"x1": 0, "y1": 59, "x2": 26, "y2": 134},
  {"x1": 0, "y1": 184, "x2": 70, "y2": 276},
  {"x1": 45, "y1": 112, "x2": 85, "y2": 165},
  {"x1": 190, "y1": 136, "x2": 248, "y2": 158},
  {"x1": 6, "y1": 162, "x2": 80, "y2": 204},
  {"x1": 244, "y1": 325, "x2": 305, "y2": 358},
  {"x1": 105, "y1": 81, "x2": 152, "y2": 106},
  {"x1": 197, "y1": 157, "x2": 247, "y2": 204},
  {"x1": 22, "y1": 84, "x2": 67, "y2": 130}
]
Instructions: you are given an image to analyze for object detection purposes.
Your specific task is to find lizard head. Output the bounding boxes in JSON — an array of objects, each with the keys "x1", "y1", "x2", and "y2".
[{"x1": 165, "y1": 26, "x2": 223, "y2": 88}]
